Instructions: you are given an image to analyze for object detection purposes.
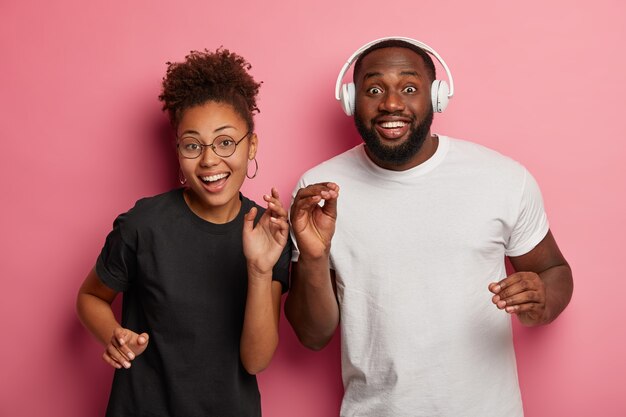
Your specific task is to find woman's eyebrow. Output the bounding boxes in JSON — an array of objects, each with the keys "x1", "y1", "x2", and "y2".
[{"x1": 214, "y1": 125, "x2": 236, "y2": 133}]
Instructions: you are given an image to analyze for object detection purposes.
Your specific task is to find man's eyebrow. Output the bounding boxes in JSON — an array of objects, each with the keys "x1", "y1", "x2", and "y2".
[
  {"x1": 363, "y1": 71, "x2": 383, "y2": 80},
  {"x1": 362, "y1": 70, "x2": 423, "y2": 80}
]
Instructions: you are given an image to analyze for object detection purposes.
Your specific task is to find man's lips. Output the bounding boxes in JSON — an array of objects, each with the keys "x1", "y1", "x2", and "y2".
[{"x1": 375, "y1": 118, "x2": 412, "y2": 140}]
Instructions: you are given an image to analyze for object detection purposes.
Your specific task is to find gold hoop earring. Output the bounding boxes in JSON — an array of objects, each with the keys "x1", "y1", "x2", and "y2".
[{"x1": 246, "y1": 158, "x2": 259, "y2": 179}]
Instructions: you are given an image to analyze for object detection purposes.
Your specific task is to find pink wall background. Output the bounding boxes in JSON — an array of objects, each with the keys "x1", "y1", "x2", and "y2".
[{"x1": 1, "y1": 0, "x2": 624, "y2": 415}]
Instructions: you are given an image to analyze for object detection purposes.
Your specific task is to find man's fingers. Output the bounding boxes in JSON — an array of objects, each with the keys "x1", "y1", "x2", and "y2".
[
  {"x1": 295, "y1": 182, "x2": 337, "y2": 197},
  {"x1": 292, "y1": 192, "x2": 322, "y2": 211},
  {"x1": 490, "y1": 273, "x2": 546, "y2": 325},
  {"x1": 492, "y1": 274, "x2": 521, "y2": 293},
  {"x1": 293, "y1": 183, "x2": 338, "y2": 205},
  {"x1": 292, "y1": 184, "x2": 339, "y2": 219},
  {"x1": 490, "y1": 272, "x2": 541, "y2": 296},
  {"x1": 493, "y1": 290, "x2": 541, "y2": 309},
  {"x1": 290, "y1": 196, "x2": 322, "y2": 229},
  {"x1": 320, "y1": 191, "x2": 338, "y2": 218},
  {"x1": 495, "y1": 279, "x2": 539, "y2": 300},
  {"x1": 505, "y1": 301, "x2": 540, "y2": 315}
]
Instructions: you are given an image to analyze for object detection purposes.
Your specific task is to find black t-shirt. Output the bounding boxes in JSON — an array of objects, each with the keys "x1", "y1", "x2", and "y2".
[{"x1": 96, "y1": 188, "x2": 290, "y2": 417}]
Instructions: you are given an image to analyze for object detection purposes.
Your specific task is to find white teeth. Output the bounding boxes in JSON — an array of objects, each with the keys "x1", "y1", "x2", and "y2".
[
  {"x1": 380, "y1": 121, "x2": 406, "y2": 128},
  {"x1": 201, "y1": 173, "x2": 228, "y2": 182}
]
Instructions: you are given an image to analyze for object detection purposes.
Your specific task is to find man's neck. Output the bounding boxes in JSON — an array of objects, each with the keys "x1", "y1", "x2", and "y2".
[{"x1": 365, "y1": 133, "x2": 439, "y2": 171}]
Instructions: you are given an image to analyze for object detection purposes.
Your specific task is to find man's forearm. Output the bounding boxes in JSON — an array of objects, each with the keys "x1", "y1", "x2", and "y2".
[
  {"x1": 285, "y1": 257, "x2": 339, "y2": 350},
  {"x1": 540, "y1": 263, "x2": 573, "y2": 324}
]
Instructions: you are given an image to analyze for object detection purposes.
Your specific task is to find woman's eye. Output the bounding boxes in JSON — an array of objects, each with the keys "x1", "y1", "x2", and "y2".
[
  {"x1": 185, "y1": 143, "x2": 200, "y2": 150},
  {"x1": 217, "y1": 138, "x2": 234, "y2": 148}
]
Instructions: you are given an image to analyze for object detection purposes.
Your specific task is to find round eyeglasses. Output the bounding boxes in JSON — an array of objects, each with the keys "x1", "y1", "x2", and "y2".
[{"x1": 177, "y1": 131, "x2": 250, "y2": 159}]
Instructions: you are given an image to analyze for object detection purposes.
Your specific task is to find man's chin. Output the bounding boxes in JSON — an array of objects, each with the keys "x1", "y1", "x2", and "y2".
[
  {"x1": 355, "y1": 111, "x2": 433, "y2": 166},
  {"x1": 375, "y1": 134, "x2": 410, "y2": 147},
  {"x1": 363, "y1": 135, "x2": 418, "y2": 164}
]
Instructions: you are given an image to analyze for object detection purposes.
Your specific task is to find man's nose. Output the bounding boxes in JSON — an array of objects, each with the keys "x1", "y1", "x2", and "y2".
[{"x1": 379, "y1": 90, "x2": 405, "y2": 113}]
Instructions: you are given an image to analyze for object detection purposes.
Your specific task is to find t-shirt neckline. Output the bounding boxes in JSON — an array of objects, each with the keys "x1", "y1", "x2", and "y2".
[
  {"x1": 359, "y1": 135, "x2": 450, "y2": 179},
  {"x1": 175, "y1": 188, "x2": 250, "y2": 234}
]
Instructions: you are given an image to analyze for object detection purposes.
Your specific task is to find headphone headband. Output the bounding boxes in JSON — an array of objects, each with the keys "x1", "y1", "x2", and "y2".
[{"x1": 334, "y1": 36, "x2": 455, "y2": 115}]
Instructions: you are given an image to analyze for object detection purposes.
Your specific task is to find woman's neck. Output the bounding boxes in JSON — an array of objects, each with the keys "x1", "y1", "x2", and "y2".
[{"x1": 182, "y1": 188, "x2": 242, "y2": 224}]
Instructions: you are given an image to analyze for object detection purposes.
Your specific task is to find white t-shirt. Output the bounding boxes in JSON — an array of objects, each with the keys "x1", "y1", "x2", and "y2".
[{"x1": 292, "y1": 136, "x2": 549, "y2": 417}]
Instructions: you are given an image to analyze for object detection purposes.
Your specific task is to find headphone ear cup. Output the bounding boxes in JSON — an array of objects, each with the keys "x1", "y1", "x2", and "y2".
[
  {"x1": 431, "y1": 80, "x2": 450, "y2": 113},
  {"x1": 340, "y1": 82, "x2": 356, "y2": 116}
]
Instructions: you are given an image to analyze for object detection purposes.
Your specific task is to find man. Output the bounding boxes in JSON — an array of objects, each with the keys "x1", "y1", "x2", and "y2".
[{"x1": 286, "y1": 37, "x2": 573, "y2": 417}]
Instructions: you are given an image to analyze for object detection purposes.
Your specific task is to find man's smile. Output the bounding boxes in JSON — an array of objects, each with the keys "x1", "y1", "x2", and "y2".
[{"x1": 375, "y1": 117, "x2": 413, "y2": 140}]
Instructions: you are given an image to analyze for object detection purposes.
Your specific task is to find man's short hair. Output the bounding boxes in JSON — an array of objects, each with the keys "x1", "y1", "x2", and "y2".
[{"x1": 353, "y1": 39, "x2": 437, "y2": 83}]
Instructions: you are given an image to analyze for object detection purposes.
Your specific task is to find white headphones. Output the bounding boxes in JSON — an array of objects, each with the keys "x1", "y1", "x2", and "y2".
[{"x1": 335, "y1": 36, "x2": 455, "y2": 116}]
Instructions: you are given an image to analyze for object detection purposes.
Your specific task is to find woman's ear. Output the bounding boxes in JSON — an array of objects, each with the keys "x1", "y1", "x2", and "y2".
[{"x1": 248, "y1": 133, "x2": 258, "y2": 160}]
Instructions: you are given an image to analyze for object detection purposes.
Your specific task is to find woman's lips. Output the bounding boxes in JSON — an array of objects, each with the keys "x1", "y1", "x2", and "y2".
[{"x1": 199, "y1": 172, "x2": 229, "y2": 192}]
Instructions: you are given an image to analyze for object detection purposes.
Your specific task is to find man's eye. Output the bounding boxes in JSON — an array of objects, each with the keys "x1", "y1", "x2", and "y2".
[
  {"x1": 367, "y1": 87, "x2": 382, "y2": 95},
  {"x1": 403, "y1": 86, "x2": 417, "y2": 93}
]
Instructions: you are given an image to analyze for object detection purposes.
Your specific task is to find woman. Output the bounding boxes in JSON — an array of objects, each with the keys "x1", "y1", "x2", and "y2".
[{"x1": 76, "y1": 48, "x2": 290, "y2": 416}]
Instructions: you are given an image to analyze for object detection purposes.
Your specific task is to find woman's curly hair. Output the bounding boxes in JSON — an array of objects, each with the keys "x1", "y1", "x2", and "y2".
[{"x1": 158, "y1": 48, "x2": 262, "y2": 131}]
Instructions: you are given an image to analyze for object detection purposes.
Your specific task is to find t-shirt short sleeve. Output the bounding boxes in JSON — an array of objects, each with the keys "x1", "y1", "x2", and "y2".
[
  {"x1": 289, "y1": 177, "x2": 306, "y2": 263},
  {"x1": 96, "y1": 214, "x2": 137, "y2": 292},
  {"x1": 505, "y1": 169, "x2": 550, "y2": 257},
  {"x1": 273, "y1": 238, "x2": 292, "y2": 293}
]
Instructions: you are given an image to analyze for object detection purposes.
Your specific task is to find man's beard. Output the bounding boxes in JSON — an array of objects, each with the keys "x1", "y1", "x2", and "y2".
[{"x1": 354, "y1": 108, "x2": 434, "y2": 166}]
